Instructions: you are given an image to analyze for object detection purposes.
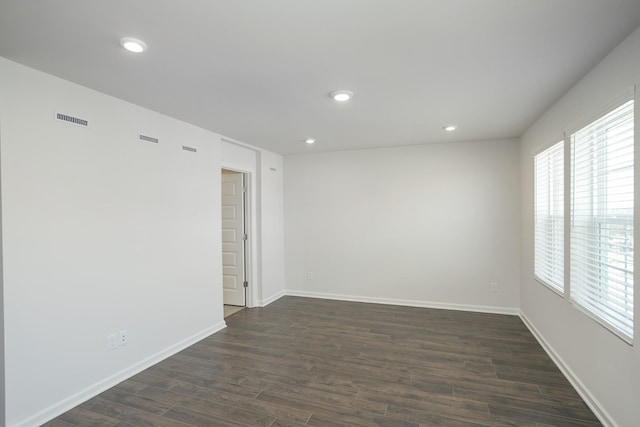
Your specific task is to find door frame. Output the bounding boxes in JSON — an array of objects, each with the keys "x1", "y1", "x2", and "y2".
[
  {"x1": 221, "y1": 169, "x2": 249, "y2": 307},
  {"x1": 221, "y1": 138, "x2": 262, "y2": 309},
  {"x1": 221, "y1": 167, "x2": 254, "y2": 308}
]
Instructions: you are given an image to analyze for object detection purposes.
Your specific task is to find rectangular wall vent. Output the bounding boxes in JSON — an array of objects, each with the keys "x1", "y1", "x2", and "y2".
[
  {"x1": 55, "y1": 112, "x2": 88, "y2": 127},
  {"x1": 139, "y1": 134, "x2": 159, "y2": 144},
  {"x1": 182, "y1": 145, "x2": 197, "y2": 153}
]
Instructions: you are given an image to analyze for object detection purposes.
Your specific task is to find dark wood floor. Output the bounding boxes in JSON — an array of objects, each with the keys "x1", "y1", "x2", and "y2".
[{"x1": 44, "y1": 297, "x2": 601, "y2": 427}]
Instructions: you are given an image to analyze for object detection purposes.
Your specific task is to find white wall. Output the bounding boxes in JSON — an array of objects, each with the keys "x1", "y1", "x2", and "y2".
[
  {"x1": 259, "y1": 151, "x2": 285, "y2": 305},
  {"x1": 520, "y1": 26, "x2": 640, "y2": 427},
  {"x1": 0, "y1": 164, "x2": 5, "y2": 425},
  {"x1": 284, "y1": 140, "x2": 520, "y2": 313},
  {"x1": 0, "y1": 57, "x2": 286, "y2": 426},
  {"x1": 0, "y1": 58, "x2": 227, "y2": 426}
]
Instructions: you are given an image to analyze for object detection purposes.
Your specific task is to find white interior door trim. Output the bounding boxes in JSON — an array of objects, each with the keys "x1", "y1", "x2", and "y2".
[
  {"x1": 221, "y1": 170, "x2": 247, "y2": 306},
  {"x1": 221, "y1": 139, "x2": 261, "y2": 308}
]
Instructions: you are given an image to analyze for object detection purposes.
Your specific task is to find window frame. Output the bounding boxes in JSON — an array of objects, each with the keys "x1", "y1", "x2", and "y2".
[
  {"x1": 567, "y1": 95, "x2": 635, "y2": 344},
  {"x1": 533, "y1": 140, "x2": 565, "y2": 295}
]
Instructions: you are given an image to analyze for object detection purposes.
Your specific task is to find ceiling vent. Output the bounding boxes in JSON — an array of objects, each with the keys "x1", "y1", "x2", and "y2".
[
  {"x1": 139, "y1": 134, "x2": 159, "y2": 144},
  {"x1": 182, "y1": 145, "x2": 197, "y2": 153},
  {"x1": 55, "y1": 112, "x2": 88, "y2": 127}
]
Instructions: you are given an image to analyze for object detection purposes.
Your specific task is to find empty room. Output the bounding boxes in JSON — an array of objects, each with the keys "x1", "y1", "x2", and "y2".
[{"x1": 0, "y1": 1, "x2": 639, "y2": 426}]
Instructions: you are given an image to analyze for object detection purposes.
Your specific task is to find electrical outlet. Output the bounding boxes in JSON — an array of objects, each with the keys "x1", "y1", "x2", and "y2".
[
  {"x1": 307, "y1": 271, "x2": 314, "y2": 280},
  {"x1": 107, "y1": 333, "x2": 118, "y2": 351},
  {"x1": 118, "y1": 330, "x2": 128, "y2": 346},
  {"x1": 490, "y1": 282, "x2": 499, "y2": 293}
]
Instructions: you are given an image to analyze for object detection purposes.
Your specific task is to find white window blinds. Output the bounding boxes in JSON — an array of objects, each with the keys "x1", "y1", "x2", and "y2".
[
  {"x1": 534, "y1": 141, "x2": 564, "y2": 293},
  {"x1": 570, "y1": 99, "x2": 634, "y2": 342}
]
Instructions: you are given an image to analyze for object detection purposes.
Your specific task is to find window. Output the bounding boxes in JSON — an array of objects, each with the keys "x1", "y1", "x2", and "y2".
[
  {"x1": 570, "y1": 99, "x2": 634, "y2": 342},
  {"x1": 534, "y1": 141, "x2": 564, "y2": 293}
]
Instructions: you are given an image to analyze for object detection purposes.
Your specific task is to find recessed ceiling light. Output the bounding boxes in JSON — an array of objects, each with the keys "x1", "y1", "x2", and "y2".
[
  {"x1": 305, "y1": 138, "x2": 316, "y2": 144},
  {"x1": 330, "y1": 90, "x2": 354, "y2": 102},
  {"x1": 120, "y1": 37, "x2": 147, "y2": 53},
  {"x1": 443, "y1": 125, "x2": 457, "y2": 132}
]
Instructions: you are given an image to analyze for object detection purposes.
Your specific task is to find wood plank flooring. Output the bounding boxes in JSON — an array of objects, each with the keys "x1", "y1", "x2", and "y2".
[
  {"x1": 44, "y1": 297, "x2": 602, "y2": 426},
  {"x1": 224, "y1": 305, "x2": 245, "y2": 318}
]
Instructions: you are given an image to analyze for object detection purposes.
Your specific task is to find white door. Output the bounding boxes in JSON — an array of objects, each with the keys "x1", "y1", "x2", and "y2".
[{"x1": 221, "y1": 170, "x2": 246, "y2": 306}]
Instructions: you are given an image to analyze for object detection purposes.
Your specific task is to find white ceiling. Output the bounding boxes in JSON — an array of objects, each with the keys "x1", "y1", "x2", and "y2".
[{"x1": 1, "y1": 1, "x2": 639, "y2": 154}]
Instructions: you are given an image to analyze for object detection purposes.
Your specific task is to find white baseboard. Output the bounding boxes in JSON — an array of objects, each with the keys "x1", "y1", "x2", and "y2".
[
  {"x1": 259, "y1": 289, "x2": 285, "y2": 307},
  {"x1": 519, "y1": 312, "x2": 617, "y2": 427},
  {"x1": 284, "y1": 289, "x2": 519, "y2": 315},
  {"x1": 19, "y1": 321, "x2": 227, "y2": 427}
]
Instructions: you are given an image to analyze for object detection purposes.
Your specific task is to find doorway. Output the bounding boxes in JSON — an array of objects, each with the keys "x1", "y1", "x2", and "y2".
[{"x1": 221, "y1": 169, "x2": 248, "y2": 311}]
